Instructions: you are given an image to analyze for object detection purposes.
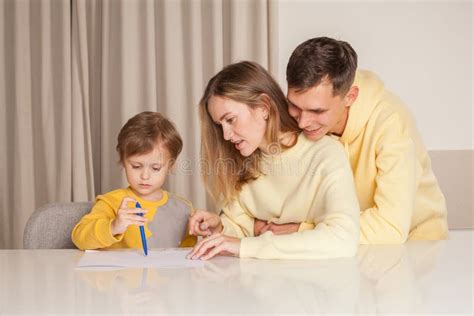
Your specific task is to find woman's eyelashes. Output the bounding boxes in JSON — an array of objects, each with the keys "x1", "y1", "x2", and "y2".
[{"x1": 226, "y1": 116, "x2": 236, "y2": 124}]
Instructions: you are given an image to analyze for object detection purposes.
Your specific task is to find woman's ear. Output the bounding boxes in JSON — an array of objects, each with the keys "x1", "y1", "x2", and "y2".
[{"x1": 259, "y1": 93, "x2": 271, "y2": 120}]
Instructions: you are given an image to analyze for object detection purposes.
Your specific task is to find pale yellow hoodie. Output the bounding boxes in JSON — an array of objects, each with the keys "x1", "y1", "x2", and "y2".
[{"x1": 335, "y1": 70, "x2": 448, "y2": 244}]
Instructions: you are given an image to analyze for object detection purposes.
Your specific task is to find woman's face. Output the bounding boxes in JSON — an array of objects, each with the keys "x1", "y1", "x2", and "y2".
[{"x1": 207, "y1": 96, "x2": 269, "y2": 157}]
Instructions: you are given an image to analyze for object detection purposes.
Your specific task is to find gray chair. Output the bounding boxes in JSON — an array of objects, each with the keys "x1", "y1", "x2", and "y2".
[{"x1": 23, "y1": 202, "x2": 93, "y2": 249}]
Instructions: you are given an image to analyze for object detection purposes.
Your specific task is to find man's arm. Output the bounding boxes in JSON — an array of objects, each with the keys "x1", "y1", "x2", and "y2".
[{"x1": 360, "y1": 114, "x2": 417, "y2": 244}]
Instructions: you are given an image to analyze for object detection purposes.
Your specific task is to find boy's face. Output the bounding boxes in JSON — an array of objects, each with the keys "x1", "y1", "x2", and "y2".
[{"x1": 124, "y1": 144, "x2": 172, "y2": 201}]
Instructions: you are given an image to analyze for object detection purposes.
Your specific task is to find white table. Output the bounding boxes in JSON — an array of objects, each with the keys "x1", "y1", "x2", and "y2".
[{"x1": 1, "y1": 230, "x2": 472, "y2": 314}]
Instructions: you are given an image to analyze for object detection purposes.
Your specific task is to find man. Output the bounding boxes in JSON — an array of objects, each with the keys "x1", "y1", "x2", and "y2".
[{"x1": 256, "y1": 37, "x2": 448, "y2": 244}]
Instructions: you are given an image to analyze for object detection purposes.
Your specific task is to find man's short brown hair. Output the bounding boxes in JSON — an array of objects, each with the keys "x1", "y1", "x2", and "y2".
[
  {"x1": 116, "y1": 111, "x2": 183, "y2": 165},
  {"x1": 286, "y1": 37, "x2": 358, "y2": 96}
]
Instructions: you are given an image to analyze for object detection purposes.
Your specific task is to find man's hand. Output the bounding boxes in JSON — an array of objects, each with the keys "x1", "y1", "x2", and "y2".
[
  {"x1": 254, "y1": 219, "x2": 300, "y2": 236},
  {"x1": 254, "y1": 219, "x2": 268, "y2": 236}
]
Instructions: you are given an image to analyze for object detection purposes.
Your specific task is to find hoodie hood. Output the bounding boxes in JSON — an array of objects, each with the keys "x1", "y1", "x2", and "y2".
[{"x1": 340, "y1": 70, "x2": 385, "y2": 145}]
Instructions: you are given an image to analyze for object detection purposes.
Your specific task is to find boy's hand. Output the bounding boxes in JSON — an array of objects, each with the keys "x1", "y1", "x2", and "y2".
[
  {"x1": 188, "y1": 210, "x2": 222, "y2": 236},
  {"x1": 111, "y1": 197, "x2": 148, "y2": 236}
]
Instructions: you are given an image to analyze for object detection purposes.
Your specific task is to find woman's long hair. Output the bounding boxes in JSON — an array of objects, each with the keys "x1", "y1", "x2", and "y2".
[{"x1": 199, "y1": 61, "x2": 300, "y2": 206}]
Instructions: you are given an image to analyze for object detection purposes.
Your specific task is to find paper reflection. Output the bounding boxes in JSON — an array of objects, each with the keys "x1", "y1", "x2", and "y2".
[
  {"x1": 75, "y1": 241, "x2": 444, "y2": 314},
  {"x1": 76, "y1": 267, "x2": 169, "y2": 313},
  {"x1": 76, "y1": 255, "x2": 359, "y2": 314}
]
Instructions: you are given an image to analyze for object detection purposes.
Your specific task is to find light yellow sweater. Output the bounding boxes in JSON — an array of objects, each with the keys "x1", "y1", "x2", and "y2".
[
  {"x1": 336, "y1": 70, "x2": 448, "y2": 244},
  {"x1": 220, "y1": 133, "x2": 360, "y2": 260}
]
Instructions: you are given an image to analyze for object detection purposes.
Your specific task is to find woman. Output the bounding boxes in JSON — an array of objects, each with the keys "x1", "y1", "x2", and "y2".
[{"x1": 187, "y1": 61, "x2": 360, "y2": 260}]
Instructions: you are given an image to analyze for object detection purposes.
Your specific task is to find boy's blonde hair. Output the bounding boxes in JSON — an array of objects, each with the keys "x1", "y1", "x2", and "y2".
[
  {"x1": 116, "y1": 111, "x2": 183, "y2": 165},
  {"x1": 199, "y1": 61, "x2": 300, "y2": 205}
]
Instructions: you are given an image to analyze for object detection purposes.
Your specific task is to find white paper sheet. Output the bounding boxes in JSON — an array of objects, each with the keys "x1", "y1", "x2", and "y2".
[{"x1": 75, "y1": 248, "x2": 204, "y2": 269}]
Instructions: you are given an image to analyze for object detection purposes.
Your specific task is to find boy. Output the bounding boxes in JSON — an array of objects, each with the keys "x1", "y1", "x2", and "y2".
[{"x1": 72, "y1": 111, "x2": 196, "y2": 250}]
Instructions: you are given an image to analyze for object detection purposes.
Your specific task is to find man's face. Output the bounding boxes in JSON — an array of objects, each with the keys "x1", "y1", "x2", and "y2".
[{"x1": 287, "y1": 81, "x2": 352, "y2": 141}]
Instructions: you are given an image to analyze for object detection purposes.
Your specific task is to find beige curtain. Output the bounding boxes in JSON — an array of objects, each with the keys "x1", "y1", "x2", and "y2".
[
  {"x1": 0, "y1": 0, "x2": 277, "y2": 249},
  {"x1": 0, "y1": 0, "x2": 76, "y2": 249}
]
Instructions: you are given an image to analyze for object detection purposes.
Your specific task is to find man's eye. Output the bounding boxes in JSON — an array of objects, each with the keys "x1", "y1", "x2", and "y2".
[{"x1": 290, "y1": 104, "x2": 298, "y2": 110}]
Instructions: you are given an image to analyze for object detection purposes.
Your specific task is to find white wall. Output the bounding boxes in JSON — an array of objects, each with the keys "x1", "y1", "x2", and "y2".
[{"x1": 277, "y1": 0, "x2": 473, "y2": 150}]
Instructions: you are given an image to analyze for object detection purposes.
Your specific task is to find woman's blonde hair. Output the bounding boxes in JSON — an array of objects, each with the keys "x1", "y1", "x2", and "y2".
[{"x1": 199, "y1": 61, "x2": 300, "y2": 205}]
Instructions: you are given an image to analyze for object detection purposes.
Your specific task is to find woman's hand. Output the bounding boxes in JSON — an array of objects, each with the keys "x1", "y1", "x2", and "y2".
[
  {"x1": 188, "y1": 209, "x2": 223, "y2": 236},
  {"x1": 186, "y1": 233, "x2": 240, "y2": 260},
  {"x1": 111, "y1": 197, "x2": 148, "y2": 236},
  {"x1": 254, "y1": 219, "x2": 300, "y2": 236}
]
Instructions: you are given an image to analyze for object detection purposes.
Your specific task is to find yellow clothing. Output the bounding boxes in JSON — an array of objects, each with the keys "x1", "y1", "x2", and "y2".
[
  {"x1": 221, "y1": 134, "x2": 360, "y2": 260},
  {"x1": 336, "y1": 70, "x2": 448, "y2": 244},
  {"x1": 71, "y1": 187, "x2": 196, "y2": 250},
  {"x1": 77, "y1": 268, "x2": 168, "y2": 292}
]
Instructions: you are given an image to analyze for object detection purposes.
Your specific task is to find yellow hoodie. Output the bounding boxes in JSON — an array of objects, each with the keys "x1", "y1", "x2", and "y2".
[{"x1": 335, "y1": 70, "x2": 448, "y2": 244}]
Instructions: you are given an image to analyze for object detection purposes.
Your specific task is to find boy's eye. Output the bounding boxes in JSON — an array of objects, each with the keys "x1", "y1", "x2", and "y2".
[
  {"x1": 152, "y1": 167, "x2": 162, "y2": 172},
  {"x1": 131, "y1": 165, "x2": 141, "y2": 169}
]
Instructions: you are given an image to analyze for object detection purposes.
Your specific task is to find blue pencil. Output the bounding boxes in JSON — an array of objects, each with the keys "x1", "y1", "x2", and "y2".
[{"x1": 135, "y1": 201, "x2": 148, "y2": 256}]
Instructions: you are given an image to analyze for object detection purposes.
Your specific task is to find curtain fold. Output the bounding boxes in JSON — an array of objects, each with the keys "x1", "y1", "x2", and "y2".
[
  {"x1": 72, "y1": 0, "x2": 98, "y2": 201},
  {"x1": 0, "y1": 0, "x2": 276, "y2": 249},
  {"x1": 0, "y1": 0, "x2": 73, "y2": 248}
]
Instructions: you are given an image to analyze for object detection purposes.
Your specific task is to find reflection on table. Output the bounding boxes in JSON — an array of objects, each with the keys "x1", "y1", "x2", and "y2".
[{"x1": 0, "y1": 230, "x2": 472, "y2": 314}]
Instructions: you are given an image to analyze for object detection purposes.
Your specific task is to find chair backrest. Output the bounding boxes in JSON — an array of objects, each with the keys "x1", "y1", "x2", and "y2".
[{"x1": 23, "y1": 202, "x2": 93, "y2": 249}]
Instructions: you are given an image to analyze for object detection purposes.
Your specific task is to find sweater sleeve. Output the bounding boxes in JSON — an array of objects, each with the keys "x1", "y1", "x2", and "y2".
[
  {"x1": 179, "y1": 231, "x2": 197, "y2": 247},
  {"x1": 239, "y1": 156, "x2": 360, "y2": 260},
  {"x1": 71, "y1": 198, "x2": 123, "y2": 250},
  {"x1": 359, "y1": 114, "x2": 417, "y2": 244},
  {"x1": 220, "y1": 199, "x2": 256, "y2": 238}
]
